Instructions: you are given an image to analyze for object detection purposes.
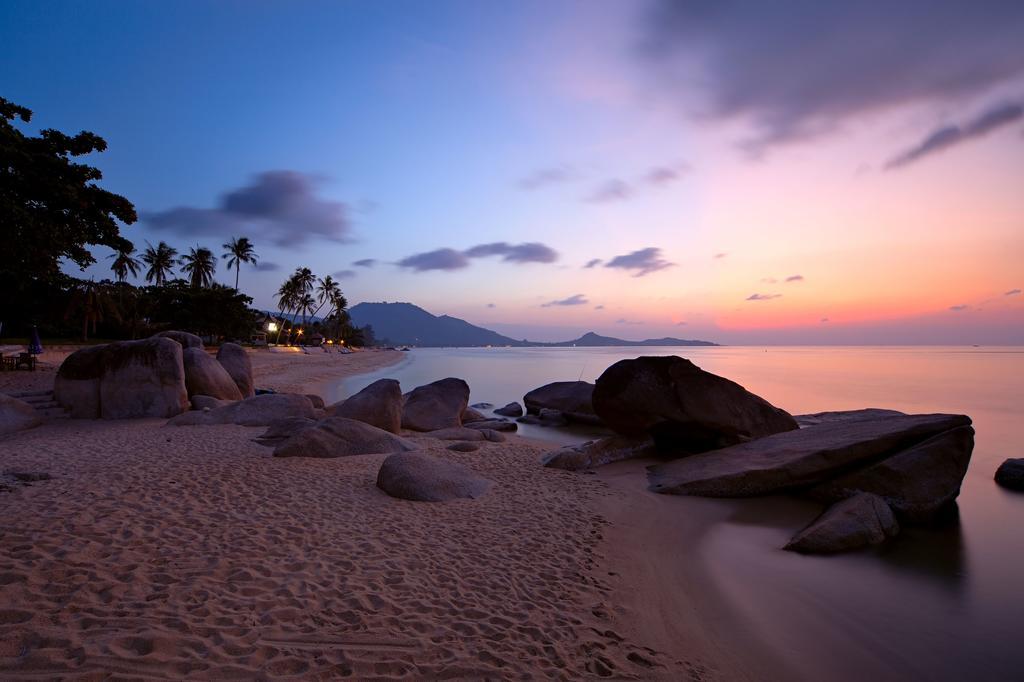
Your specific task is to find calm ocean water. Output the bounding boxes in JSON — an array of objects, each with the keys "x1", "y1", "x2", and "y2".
[{"x1": 331, "y1": 346, "x2": 1024, "y2": 680}]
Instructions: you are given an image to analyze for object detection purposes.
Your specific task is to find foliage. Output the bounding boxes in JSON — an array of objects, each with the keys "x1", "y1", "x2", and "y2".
[
  {"x1": 222, "y1": 236, "x2": 258, "y2": 290},
  {"x1": 179, "y1": 245, "x2": 217, "y2": 288},
  {"x1": 139, "y1": 280, "x2": 259, "y2": 340},
  {"x1": 64, "y1": 279, "x2": 121, "y2": 341},
  {"x1": 141, "y1": 241, "x2": 179, "y2": 286},
  {"x1": 0, "y1": 97, "x2": 136, "y2": 292},
  {"x1": 109, "y1": 245, "x2": 141, "y2": 283}
]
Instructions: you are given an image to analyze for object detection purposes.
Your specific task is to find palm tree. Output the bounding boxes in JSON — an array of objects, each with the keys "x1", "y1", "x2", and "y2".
[
  {"x1": 142, "y1": 241, "x2": 179, "y2": 286},
  {"x1": 222, "y1": 236, "x2": 258, "y2": 290},
  {"x1": 108, "y1": 244, "x2": 141, "y2": 284},
  {"x1": 179, "y1": 246, "x2": 217, "y2": 288},
  {"x1": 295, "y1": 292, "x2": 316, "y2": 340},
  {"x1": 310, "y1": 275, "x2": 341, "y2": 320},
  {"x1": 292, "y1": 267, "x2": 315, "y2": 296},
  {"x1": 64, "y1": 280, "x2": 120, "y2": 341},
  {"x1": 274, "y1": 278, "x2": 300, "y2": 344}
]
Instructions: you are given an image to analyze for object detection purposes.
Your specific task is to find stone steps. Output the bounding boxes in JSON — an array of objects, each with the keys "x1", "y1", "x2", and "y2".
[{"x1": 6, "y1": 390, "x2": 70, "y2": 419}]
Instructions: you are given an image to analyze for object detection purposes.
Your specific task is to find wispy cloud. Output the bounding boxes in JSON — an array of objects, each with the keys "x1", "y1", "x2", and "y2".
[
  {"x1": 605, "y1": 247, "x2": 675, "y2": 277},
  {"x1": 397, "y1": 248, "x2": 470, "y2": 272},
  {"x1": 886, "y1": 102, "x2": 1023, "y2": 170},
  {"x1": 583, "y1": 258, "x2": 603, "y2": 269},
  {"x1": 464, "y1": 242, "x2": 558, "y2": 264},
  {"x1": 761, "y1": 277, "x2": 778, "y2": 284},
  {"x1": 254, "y1": 261, "x2": 280, "y2": 272},
  {"x1": 616, "y1": 318, "x2": 642, "y2": 325},
  {"x1": 949, "y1": 304, "x2": 969, "y2": 311},
  {"x1": 353, "y1": 258, "x2": 376, "y2": 268},
  {"x1": 644, "y1": 164, "x2": 688, "y2": 186},
  {"x1": 587, "y1": 179, "x2": 631, "y2": 203},
  {"x1": 486, "y1": 303, "x2": 496, "y2": 308},
  {"x1": 518, "y1": 166, "x2": 573, "y2": 190},
  {"x1": 594, "y1": 304, "x2": 605, "y2": 310},
  {"x1": 785, "y1": 274, "x2": 804, "y2": 282},
  {"x1": 1005, "y1": 288, "x2": 1021, "y2": 296},
  {"x1": 675, "y1": 320, "x2": 688, "y2": 326},
  {"x1": 714, "y1": 252, "x2": 728, "y2": 259},
  {"x1": 747, "y1": 293, "x2": 782, "y2": 301},
  {"x1": 145, "y1": 170, "x2": 351, "y2": 246},
  {"x1": 542, "y1": 294, "x2": 589, "y2": 307},
  {"x1": 332, "y1": 269, "x2": 356, "y2": 279}
]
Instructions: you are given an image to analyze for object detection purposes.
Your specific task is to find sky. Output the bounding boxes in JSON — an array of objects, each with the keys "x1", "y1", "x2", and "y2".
[{"x1": 2, "y1": 0, "x2": 1023, "y2": 344}]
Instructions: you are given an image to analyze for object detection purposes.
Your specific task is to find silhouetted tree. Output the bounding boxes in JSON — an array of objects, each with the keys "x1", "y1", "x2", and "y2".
[
  {"x1": 222, "y1": 236, "x2": 258, "y2": 290},
  {"x1": 109, "y1": 244, "x2": 141, "y2": 284},
  {"x1": 142, "y1": 241, "x2": 179, "y2": 286},
  {"x1": 179, "y1": 245, "x2": 217, "y2": 288},
  {"x1": 64, "y1": 279, "x2": 120, "y2": 341}
]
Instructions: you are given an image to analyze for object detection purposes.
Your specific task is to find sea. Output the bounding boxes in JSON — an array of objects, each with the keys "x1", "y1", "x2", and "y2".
[{"x1": 328, "y1": 345, "x2": 1024, "y2": 680}]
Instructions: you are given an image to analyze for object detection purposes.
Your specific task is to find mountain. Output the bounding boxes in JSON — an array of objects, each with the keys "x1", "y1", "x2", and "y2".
[
  {"x1": 348, "y1": 302, "x2": 525, "y2": 347},
  {"x1": 549, "y1": 331, "x2": 717, "y2": 347},
  {"x1": 348, "y1": 302, "x2": 718, "y2": 347}
]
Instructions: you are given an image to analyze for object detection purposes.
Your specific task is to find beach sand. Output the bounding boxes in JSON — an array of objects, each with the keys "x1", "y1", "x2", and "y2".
[{"x1": 0, "y1": 348, "x2": 716, "y2": 679}]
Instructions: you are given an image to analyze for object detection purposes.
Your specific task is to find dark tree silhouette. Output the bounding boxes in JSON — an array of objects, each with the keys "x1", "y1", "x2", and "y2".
[
  {"x1": 142, "y1": 241, "x2": 179, "y2": 286},
  {"x1": 180, "y1": 245, "x2": 217, "y2": 288},
  {"x1": 222, "y1": 236, "x2": 258, "y2": 290},
  {"x1": 109, "y1": 244, "x2": 141, "y2": 283}
]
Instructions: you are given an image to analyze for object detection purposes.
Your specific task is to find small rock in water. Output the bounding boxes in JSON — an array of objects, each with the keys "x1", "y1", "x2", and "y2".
[
  {"x1": 995, "y1": 458, "x2": 1024, "y2": 492},
  {"x1": 494, "y1": 402, "x2": 524, "y2": 417},
  {"x1": 785, "y1": 492, "x2": 899, "y2": 554},
  {"x1": 470, "y1": 402, "x2": 494, "y2": 410}
]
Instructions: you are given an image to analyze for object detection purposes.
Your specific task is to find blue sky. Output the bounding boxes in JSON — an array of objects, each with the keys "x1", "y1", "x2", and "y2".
[{"x1": 3, "y1": 1, "x2": 1023, "y2": 343}]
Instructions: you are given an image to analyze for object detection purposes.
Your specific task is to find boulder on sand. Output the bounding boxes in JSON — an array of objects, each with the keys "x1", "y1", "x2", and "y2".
[
  {"x1": 494, "y1": 402, "x2": 524, "y2": 417},
  {"x1": 401, "y1": 378, "x2": 470, "y2": 432},
  {"x1": 995, "y1": 458, "x2": 1024, "y2": 492},
  {"x1": 523, "y1": 382, "x2": 600, "y2": 425},
  {"x1": 328, "y1": 379, "x2": 403, "y2": 434},
  {"x1": 785, "y1": 493, "x2": 899, "y2": 554},
  {"x1": 593, "y1": 356, "x2": 797, "y2": 452},
  {"x1": 274, "y1": 416, "x2": 415, "y2": 459},
  {"x1": 254, "y1": 417, "x2": 317, "y2": 446},
  {"x1": 152, "y1": 330, "x2": 203, "y2": 349},
  {"x1": 461, "y1": 407, "x2": 488, "y2": 423},
  {"x1": 215, "y1": 343, "x2": 255, "y2": 398},
  {"x1": 376, "y1": 451, "x2": 492, "y2": 501},
  {"x1": 55, "y1": 338, "x2": 189, "y2": 419},
  {"x1": 0, "y1": 394, "x2": 42, "y2": 435},
  {"x1": 810, "y1": 425, "x2": 975, "y2": 522},
  {"x1": 543, "y1": 436, "x2": 658, "y2": 471},
  {"x1": 648, "y1": 413, "x2": 972, "y2": 497},
  {"x1": 168, "y1": 393, "x2": 315, "y2": 426},
  {"x1": 183, "y1": 347, "x2": 242, "y2": 401}
]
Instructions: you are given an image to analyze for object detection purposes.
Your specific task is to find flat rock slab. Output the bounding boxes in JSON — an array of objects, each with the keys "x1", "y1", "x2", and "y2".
[
  {"x1": 995, "y1": 458, "x2": 1024, "y2": 492},
  {"x1": 795, "y1": 408, "x2": 906, "y2": 428},
  {"x1": 424, "y1": 427, "x2": 486, "y2": 441},
  {"x1": 543, "y1": 436, "x2": 658, "y2": 471},
  {"x1": 168, "y1": 393, "x2": 315, "y2": 427},
  {"x1": 810, "y1": 425, "x2": 974, "y2": 522},
  {"x1": 466, "y1": 419, "x2": 517, "y2": 432},
  {"x1": 648, "y1": 413, "x2": 971, "y2": 497},
  {"x1": 785, "y1": 493, "x2": 899, "y2": 554},
  {"x1": 274, "y1": 416, "x2": 416, "y2": 458},
  {"x1": 376, "y1": 451, "x2": 492, "y2": 502}
]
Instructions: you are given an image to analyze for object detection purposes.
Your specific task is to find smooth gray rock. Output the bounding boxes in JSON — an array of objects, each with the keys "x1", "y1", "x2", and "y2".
[
  {"x1": 810, "y1": 425, "x2": 974, "y2": 522},
  {"x1": 376, "y1": 451, "x2": 492, "y2": 501},
  {"x1": 523, "y1": 381, "x2": 601, "y2": 424},
  {"x1": 448, "y1": 441, "x2": 481, "y2": 452},
  {"x1": 648, "y1": 413, "x2": 972, "y2": 497},
  {"x1": 274, "y1": 416, "x2": 416, "y2": 459},
  {"x1": 494, "y1": 402, "x2": 524, "y2": 417},
  {"x1": 795, "y1": 408, "x2": 906, "y2": 428},
  {"x1": 183, "y1": 347, "x2": 242, "y2": 401},
  {"x1": 191, "y1": 394, "x2": 232, "y2": 411},
  {"x1": 152, "y1": 330, "x2": 203, "y2": 349},
  {"x1": 466, "y1": 419, "x2": 517, "y2": 432},
  {"x1": 594, "y1": 356, "x2": 797, "y2": 452},
  {"x1": 215, "y1": 343, "x2": 255, "y2": 398},
  {"x1": 254, "y1": 417, "x2": 318, "y2": 446},
  {"x1": 55, "y1": 338, "x2": 189, "y2": 419},
  {"x1": 168, "y1": 393, "x2": 316, "y2": 427},
  {"x1": 401, "y1": 378, "x2": 470, "y2": 432},
  {"x1": 995, "y1": 458, "x2": 1024, "y2": 492},
  {"x1": 0, "y1": 394, "x2": 42, "y2": 435},
  {"x1": 543, "y1": 436, "x2": 658, "y2": 471},
  {"x1": 329, "y1": 379, "x2": 403, "y2": 434},
  {"x1": 461, "y1": 406, "x2": 488, "y2": 423},
  {"x1": 785, "y1": 493, "x2": 899, "y2": 554}
]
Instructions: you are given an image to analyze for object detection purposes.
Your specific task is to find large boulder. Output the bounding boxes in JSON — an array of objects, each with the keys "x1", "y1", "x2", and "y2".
[
  {"x1": 152, "y1": 330, "x2": 203, "y2": 349},
  {"x1": 810, "y1": 425, "x2": 975, "y2": 522},
  {"x1": 523, "y1": 382, "x2": 600, "y2": 425},
  {"x1": 593, "y1": 356, "x2": 797, "y2": 452},
  {"x1": 543, "y1": 436, "x2": 658, "y2": 471},
  {"x1": 376, "y1": 452, "x2": 492, "y2": 501},
  {"x1": 784, "y1": 493, "x2": 900, "y2": 554},
  {"x1": 995, "y1": 458, "x2": 1024, "y2": 492},
  {"x1": 329, "y1": 379, "x2": 403, "y2": 433},
  {"x1": 168, "y1": 393, "x2": 315, "y2": 426},
  {"x1": 215, "y1": 343, "x2": 255, "y2": 398},
  {"x1": 401, "y1": 378, "x2": 470, "y2": 432},
  {"x1": 55, "y1": 338, "x2": 189, "y2": 419},
  {"x1": 274, "y1": 416, "x2": 415, "y2": 458},
  {"x1": 494, "y1": 402, "x2": 524, "y2": 417},
  {"x1": 648, "y1": 413, "x2": 972, "y2": 497},
  {"x1": 0, "y1": 394, "x2": 42, "y2": 435},
  {"x1": 183, "y1": 347, "x2": 242, "y2": 401}
]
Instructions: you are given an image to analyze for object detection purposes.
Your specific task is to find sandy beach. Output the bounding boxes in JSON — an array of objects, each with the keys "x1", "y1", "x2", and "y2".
[{"x1": 0, "y1": 348, "x2": 713, "y2": 680}]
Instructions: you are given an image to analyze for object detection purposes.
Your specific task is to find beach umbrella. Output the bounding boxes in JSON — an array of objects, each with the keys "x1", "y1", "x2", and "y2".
[{"x1": 28, "y1": 325, "x2": 43, "y2": 355}]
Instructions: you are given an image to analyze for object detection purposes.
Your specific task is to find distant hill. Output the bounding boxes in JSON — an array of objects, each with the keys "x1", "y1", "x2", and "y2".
[
  {"x1": 348, "y1": 302, "x2": 718, "y2": 347},
  {"x1": 348, "y1": 302, "x2": 525, "y2": 347}
]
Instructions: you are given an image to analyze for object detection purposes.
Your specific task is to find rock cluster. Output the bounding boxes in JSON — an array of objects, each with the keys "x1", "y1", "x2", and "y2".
[{"x1": 523, "y1": 381, "x2": 601, "y2": 425}]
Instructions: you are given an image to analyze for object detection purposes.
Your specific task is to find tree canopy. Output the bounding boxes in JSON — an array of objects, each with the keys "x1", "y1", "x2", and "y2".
[{"x1": 0, "y1": 96, "x2": 136, "y2": 290}]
